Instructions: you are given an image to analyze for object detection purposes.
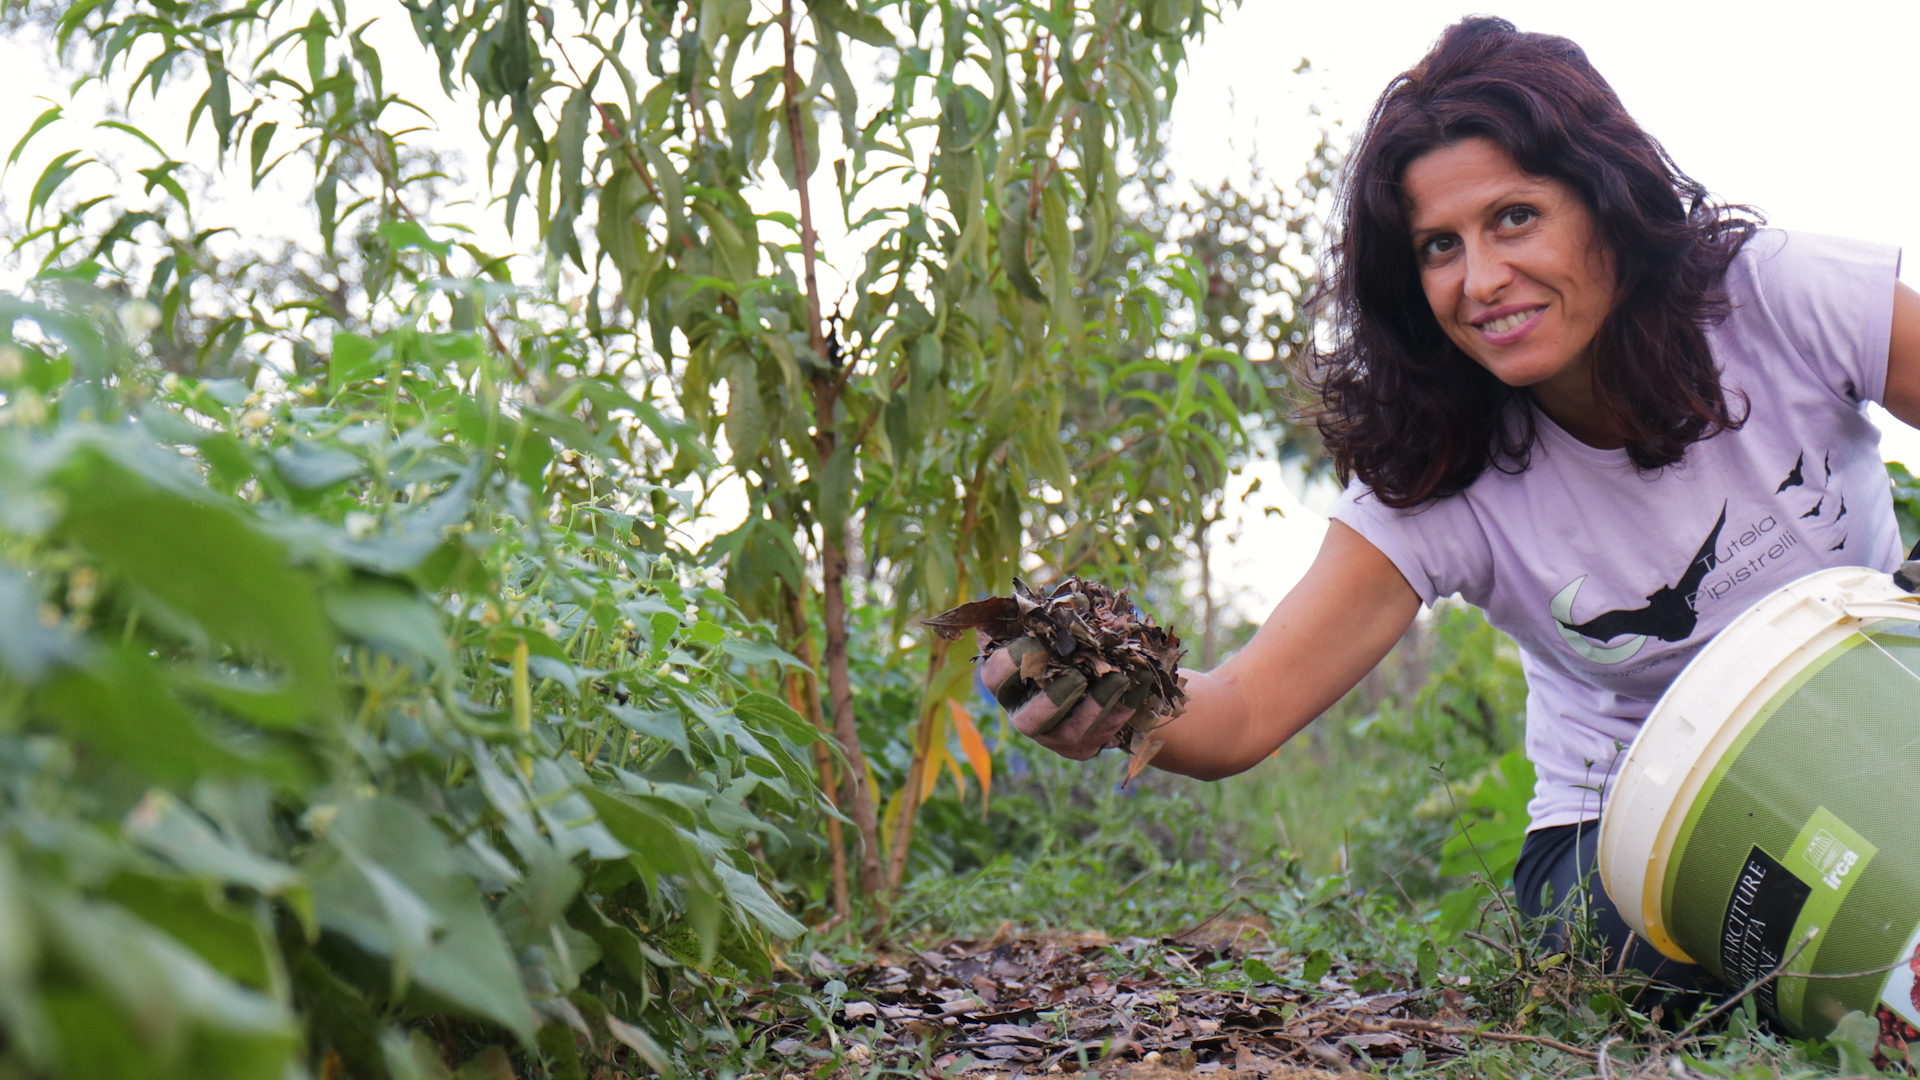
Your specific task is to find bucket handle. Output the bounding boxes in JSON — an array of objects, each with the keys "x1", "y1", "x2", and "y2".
[{"x1": 1841, "y1": 597, "x2": 1920, "y2": 624}]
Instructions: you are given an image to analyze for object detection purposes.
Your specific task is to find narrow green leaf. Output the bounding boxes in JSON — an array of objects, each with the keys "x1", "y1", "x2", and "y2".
[
  {"x1": 95, "y1": 118, "x2": 167, "y2": 160},
  {"x1": 807, "y1": 0, "x2": 892, "y2": 46},
  {"x1": 996, "y1": 186, "x2": 1045, "y2": 302},
  {"x1": 27, "y1": 150, "x2": 92, "y2": 226},
  {"x1": 249, "y1": 122, "x2": 278, "y2": 188},
  {"x1": 208, "y1": 54, "x2": 234, "y2": 153},
  {"x1": 6, "y1": 105, "x2": 63, "y2": 174},
  {"x1": 640, "y1": 142, "x2": 686, "y2": 249},
  {"x1": 303, "y1": 11, "x2": 330, "y2": 86}
]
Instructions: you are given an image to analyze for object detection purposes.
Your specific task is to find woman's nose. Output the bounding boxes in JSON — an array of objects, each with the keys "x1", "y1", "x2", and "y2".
[{"x1": 1461, "y1": 241, "x2": 1514, "y2": 303}]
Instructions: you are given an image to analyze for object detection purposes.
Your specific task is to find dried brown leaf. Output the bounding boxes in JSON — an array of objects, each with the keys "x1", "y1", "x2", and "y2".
[
  {"x1": 921, "y1": 596, "x2": 1021, "y2": 641},
  {"x1": 1125, "y1": 738, "x2": 1167, "y2": 783},
  {"x1": 1019, "y1": 646, "x2": 1049, "y2": 681}
]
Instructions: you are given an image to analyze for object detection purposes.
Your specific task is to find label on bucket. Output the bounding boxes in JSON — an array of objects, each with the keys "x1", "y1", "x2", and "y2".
[
  {"x1": 1719, "y1": 846, "x2": 1811, "y2": 1020},
  {"x1": 1772, "y1": 807, "x2": 1878, "y2": 1024}
]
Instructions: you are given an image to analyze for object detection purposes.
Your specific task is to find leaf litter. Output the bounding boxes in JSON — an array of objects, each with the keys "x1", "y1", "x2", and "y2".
[
  {"x1": 751, "y1": 931, "x2": 1499, "y2": 1077},
  {"x1": 925, "y1": 578, "x2": 1188, "y2": 780}
]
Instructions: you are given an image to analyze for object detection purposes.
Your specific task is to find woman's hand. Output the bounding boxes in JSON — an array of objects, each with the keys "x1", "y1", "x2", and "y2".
[{"x1": 978, "y1": 635, "x2": 1147, "y2": 760}]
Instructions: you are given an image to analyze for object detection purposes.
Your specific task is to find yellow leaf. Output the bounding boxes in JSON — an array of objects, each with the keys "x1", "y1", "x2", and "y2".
[
  {"x1": 878, "y1": 783, "x2": 904, "y2": 863},
  {"x1": 914, "y1": 705, "x2": 950, "y2": 808},
  {"x1": 949, "y1": 701, "x2": 992, "y2": 814},
  {"x1": 921, "y1": 738, "x2": 953, "y2": 807},
  {"x1": 864, "y1": 754, "x2": 882, "y2": 811},
  {"x1": 942, "y1": 748, "x2": 967, "y2": 803}
]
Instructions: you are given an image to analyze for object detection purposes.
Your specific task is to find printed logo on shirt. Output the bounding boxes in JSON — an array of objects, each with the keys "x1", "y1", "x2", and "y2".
[
  {"x1": 1548, "y1": 505, "x2": 1727, "y2": 665},
  {"x1": 1546, "y1": 450, "x2": 1843, "y2": 667}
]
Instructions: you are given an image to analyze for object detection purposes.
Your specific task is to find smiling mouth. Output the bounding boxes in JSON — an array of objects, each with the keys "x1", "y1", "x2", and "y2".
[{"x1": 1479, "y1": 308, "x2": 1541, "y2": 334}]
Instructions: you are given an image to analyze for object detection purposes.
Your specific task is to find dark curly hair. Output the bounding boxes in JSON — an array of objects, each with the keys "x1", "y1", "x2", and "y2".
[{"x1": 1306, "y1": 16, "x2": 1759, "y2": 508}]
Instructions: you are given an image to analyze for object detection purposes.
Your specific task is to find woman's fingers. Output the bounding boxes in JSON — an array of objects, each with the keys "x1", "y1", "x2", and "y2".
[
  {"x1": 982, "y1": 639, "x2": 1147, "y2": 758},
  {"x1": 979, "y1": 635, "x2": 1046, "y2": 697},
  {"x1": 1032, "y1": 685, "x2": 1136, "y2": 761}
]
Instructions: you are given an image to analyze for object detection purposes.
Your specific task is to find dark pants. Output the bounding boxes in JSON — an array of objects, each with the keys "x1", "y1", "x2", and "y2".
[{"x1": 1514, "y1": 822, "x2": 1717, "y2": 999}]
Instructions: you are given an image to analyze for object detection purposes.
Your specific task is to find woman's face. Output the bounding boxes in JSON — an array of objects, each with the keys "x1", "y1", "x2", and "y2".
[{"x1": 1404, "y1": 138, "x2": 1616, "y2": 403}]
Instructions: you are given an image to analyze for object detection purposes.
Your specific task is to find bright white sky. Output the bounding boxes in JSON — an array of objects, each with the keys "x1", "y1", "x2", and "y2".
[{"x1": 5, "y1": 0, "x2": 1919, "y2": 619}]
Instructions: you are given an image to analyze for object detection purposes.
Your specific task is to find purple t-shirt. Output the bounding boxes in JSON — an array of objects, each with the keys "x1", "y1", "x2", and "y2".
[{"x1": 1333, "y1": 230, "x2": 1903, "y2": 830}]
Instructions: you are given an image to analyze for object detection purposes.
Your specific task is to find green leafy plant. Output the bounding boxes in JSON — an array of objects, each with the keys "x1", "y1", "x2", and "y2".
[{"x1": 0, "y1": 281, "x2": 836, "y2": 1076}]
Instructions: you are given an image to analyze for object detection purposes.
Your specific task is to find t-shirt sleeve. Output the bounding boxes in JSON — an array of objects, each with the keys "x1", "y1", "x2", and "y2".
[
  {"x1": 1330, "y1": 479, "x2": 1495, "y2": 607},
  {"x1": 1737, "y1": 229, "x2": 1901, "y2": 406}
]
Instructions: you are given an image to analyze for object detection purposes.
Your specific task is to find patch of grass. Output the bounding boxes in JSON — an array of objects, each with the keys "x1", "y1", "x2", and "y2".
[{"x1": 855, "y1": 727, "x2": 1877, "y2": 1079}]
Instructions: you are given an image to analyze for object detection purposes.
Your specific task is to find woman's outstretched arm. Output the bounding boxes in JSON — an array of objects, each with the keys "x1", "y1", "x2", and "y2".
[{"x1": 1148, "y1": 519, "x2": 1422, "y2": 780}]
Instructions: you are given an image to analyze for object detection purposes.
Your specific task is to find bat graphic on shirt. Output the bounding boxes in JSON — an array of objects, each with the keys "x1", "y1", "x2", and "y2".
[
  {"x1": 1550, "y1": 506, "x2": 1727, "y2": 662},
  {"x1": 1777, "y1": 453, "x2": 1805, "y2": 493}
]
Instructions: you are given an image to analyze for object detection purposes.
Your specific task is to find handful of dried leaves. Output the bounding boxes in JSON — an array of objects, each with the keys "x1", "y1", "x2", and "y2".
[{"x1": 924, "y1": 577, "x2": 1187, "y2": 778}]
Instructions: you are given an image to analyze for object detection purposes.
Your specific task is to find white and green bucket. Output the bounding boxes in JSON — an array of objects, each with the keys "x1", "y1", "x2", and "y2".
[{"x1": 1599, "y1": 566, "x2": 1920, "y2": 1041}]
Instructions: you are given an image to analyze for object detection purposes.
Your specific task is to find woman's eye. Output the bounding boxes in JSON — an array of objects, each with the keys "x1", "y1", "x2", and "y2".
[
  {"x1": 1419, "y1": 235, "x2": 1458, "y2": 259},
  {"x1": 1498, "y1": 206, "x2": 1538, "y2": 228}
]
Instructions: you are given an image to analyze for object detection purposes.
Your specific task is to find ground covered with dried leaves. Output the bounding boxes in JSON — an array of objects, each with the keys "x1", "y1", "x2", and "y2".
[
  {"x1": 706, "y1": 918, "x2": 1872, "y2": 1080},
  {"x1": 765, "y1": 930, "x2": 1454, "y2": 1076}
]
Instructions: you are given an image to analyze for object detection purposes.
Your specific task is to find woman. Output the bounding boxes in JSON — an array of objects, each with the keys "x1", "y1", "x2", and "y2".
[{"x1": 985, "y1": 16, "x2": 1920, "y2": 988}]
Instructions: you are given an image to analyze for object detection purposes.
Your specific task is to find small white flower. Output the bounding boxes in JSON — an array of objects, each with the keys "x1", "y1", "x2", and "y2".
[
  {"x1": 240, "y1": 408, "x2": 271, "y2": 431},
  {"x1": 345, "y1": 512, "x2": 378, "y2": 540}
]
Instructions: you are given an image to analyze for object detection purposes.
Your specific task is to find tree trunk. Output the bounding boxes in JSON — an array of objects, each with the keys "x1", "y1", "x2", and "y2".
[
  {"x1": 780, "y1": 0, "x2": 886, "y2": 915},
  {"x1": 784, "y1": 587, "x2": 849, "y2": 927},
  {"x1": 818, "y1": 533, "x2": 885, "y2": 904}
]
